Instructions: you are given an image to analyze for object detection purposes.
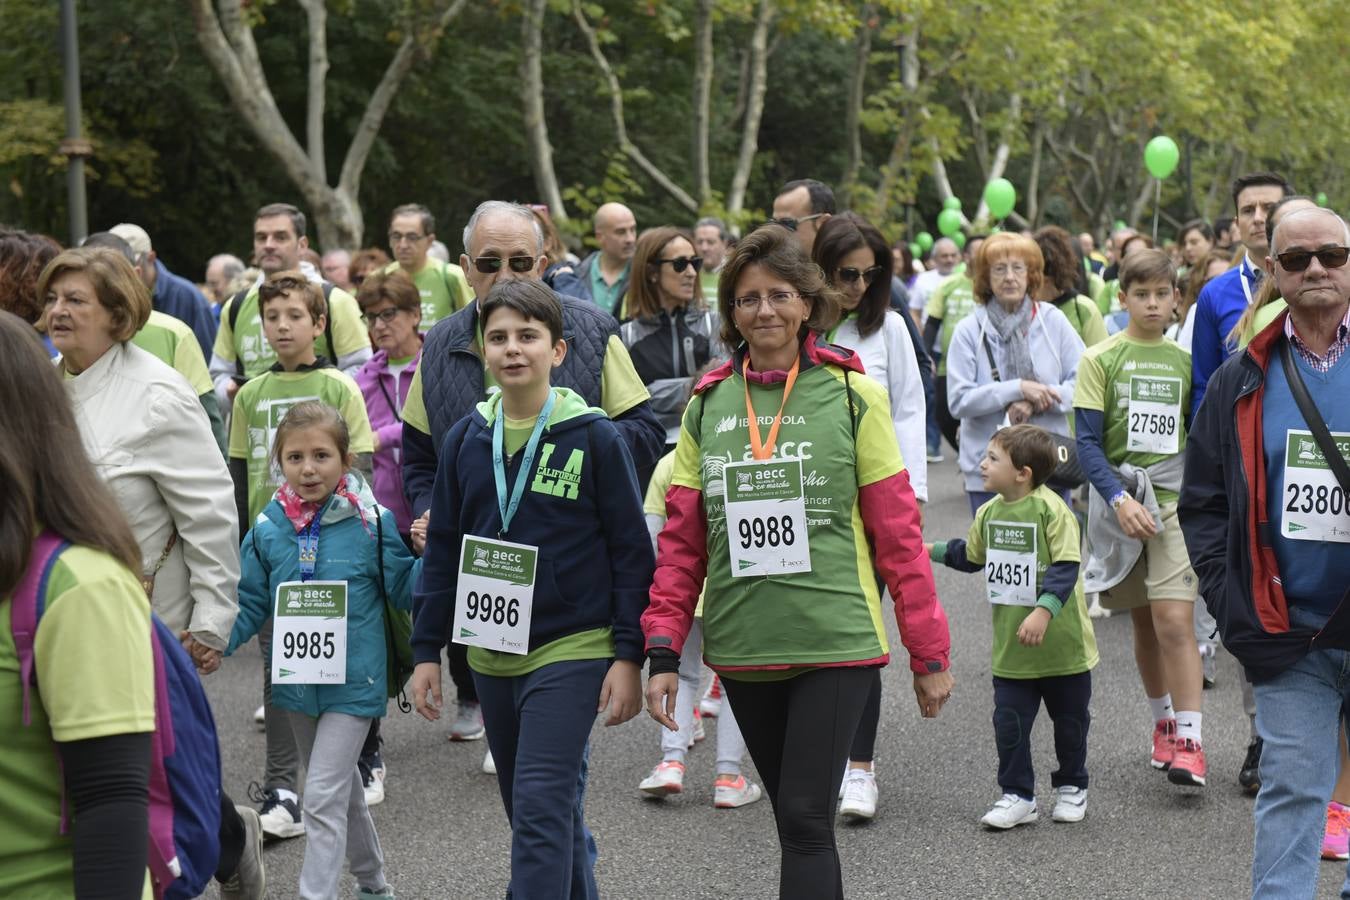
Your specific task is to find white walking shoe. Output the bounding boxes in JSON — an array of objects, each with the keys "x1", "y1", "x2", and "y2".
[
  {"x1": 838, "y1": 769, "x2": 879, "y2": 820},
  {"x1": 981, "y1": 793, "x2": 1037, "y2": 830},
  {"x1": 1051, "y1": 786, "x2": 1087, "y2": 823}
]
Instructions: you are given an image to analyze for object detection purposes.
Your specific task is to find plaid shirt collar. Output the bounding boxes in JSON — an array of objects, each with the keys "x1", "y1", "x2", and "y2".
[{"x1": 1284, "y1": 304, "x2": 1350, "y2": 374}]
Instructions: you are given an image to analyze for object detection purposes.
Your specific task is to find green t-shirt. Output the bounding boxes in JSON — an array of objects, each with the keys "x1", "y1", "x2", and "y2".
[
  {"x1": 671, "y1": 363, "x2": 903, "y2": 670},
  {"x1": 589, "y1": 259, "x2": 628, "y2": 315},
  {"x1": 132, "y1": 309, "x2": 214, "y2": 395},
  {"x1": 0, "y1": 545, "x2": 155, "y2": 898},
  {"x1": 1074, "y1": 331, "x2": 1192, "y2": 504},
  {"x1": 403, "y1": 333, "x2": 650, "y2": 436},
  {"x1": 383, "y1": 258, "x2": 473, "y2": 333},
  {"x1": 924, "y1": 274, "x2": 976, "y2": 375},
  {"x1": 1053, "y1": 295, "x2": 1109, "y2": 349},
  {"x1": 963, "y1": 487, "x2": 1098, "y2": 679},
  {"x1": 699, "y1": 268, "x2": 720, "y2": 306},
  {"x1": 1094, "y1": 277, "x2": 1119, "y2": 316},
  {"x1": 228, "y1": 367, "x2": 376, "y2": 521},
  {"x1": 213, "y1": 283, "x2": 369, "y2": 378}
]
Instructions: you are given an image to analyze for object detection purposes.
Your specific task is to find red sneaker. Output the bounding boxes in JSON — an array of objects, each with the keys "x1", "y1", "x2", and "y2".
[
  {"x1": 1168, "y1": 738, "x2": 1207, "y2": 786},
  {"x1": 1150, "y1": 718, "x2": 1177, "y2": 770},
  {"x1": 1323, "y1": 802, "x2": 1350, "y2": 860}
]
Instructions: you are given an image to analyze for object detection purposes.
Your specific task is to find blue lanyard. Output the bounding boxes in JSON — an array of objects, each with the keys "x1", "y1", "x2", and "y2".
[
  {"x1": 492, "y1": 392, "x2": 556, "y2": 537},
  {"x1": 297, "y1": 514, "x2": 322, "y2": 582}
]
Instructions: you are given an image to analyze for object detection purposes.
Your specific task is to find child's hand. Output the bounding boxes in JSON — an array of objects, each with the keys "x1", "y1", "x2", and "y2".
[
  {"x1": 1115, "y1": 497, "x2": 1157, "y2": 540},
  {"x1": 598, "y1": 660, "x2": 642, "y2": 726},
  {"x1": 1017, "y1": 607, "x2": 1052, "y2": 646},
  {"x1": 923, "y1": 542, "x2": 934, "y2": 554},
  {"x1": 410, "y1": 512, "x2": 430, "y2": 555},
  {"x1": 411, "y1": 661, "x2": 443, "y2": 721}
]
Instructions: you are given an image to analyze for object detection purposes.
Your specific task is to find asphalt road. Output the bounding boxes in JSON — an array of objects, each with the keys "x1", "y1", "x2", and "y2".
[{"x1": 202, "y1": 457, "x2": 1349, "y2": 899}]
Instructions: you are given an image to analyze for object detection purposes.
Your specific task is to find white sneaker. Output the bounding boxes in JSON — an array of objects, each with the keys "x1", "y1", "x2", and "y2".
[
  {"x1": 838, "y1": 769, "x2": 878, "y2": 820},
  {"x1": 980, "y1": 793, "x2": 1037, "y2": 829},
  {"x1": 481, "y1": 749, "x2": 496, "y2": 775},
  {"x1": 362, "y1": 765, "x2": 386, "y2": 807},
  {"x1": 1051, "y1": 786, "x2": 1087, "y2": 823},
  {"x1": 638, "y1": 760, "x2": 685, "y2": 796},
  {"x1": 713, "y1": 774, "x2": 762, "y2": 808},
  {"x1": 700, "y1": 677, "x2": 723, "y2": 718},
  {"x1": 1200, "y1": 643, "x2": 1218, "y2": 689},
  {"x1": 1086, "y1": 593, "x2": 1111, "y2": 619},
  {"x1": 253, "y1": 704, "x2": 265, "y2": 730},
  {"x1": 448, "y1": 701, "x2": 485, "y2": 741},
  {"x1": 252, "y1": 787, "x2": 305, "y2": 840}
]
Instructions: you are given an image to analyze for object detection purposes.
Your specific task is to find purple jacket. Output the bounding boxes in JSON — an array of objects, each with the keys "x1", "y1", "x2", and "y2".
[{"x1": 355, "y1": 348, "x2": 419, "y2": 533}]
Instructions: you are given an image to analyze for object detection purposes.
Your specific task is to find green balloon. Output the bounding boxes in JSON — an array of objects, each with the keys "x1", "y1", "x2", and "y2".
[
  {"x1": 952, "y1": 232, "x2": 966, "y2": 250},
  {"x1": 908, "y1": 241, "x2": 922, "y2": 259},
  {"x1": 1144, "y1": 135, "x2": 1180, "y2": 179},
  {"x1": 983, "y1": 178, "x2": 1016, "y2": 219},
  {"x1": 990, "y1": 226, "x2": 1002, "y2": 234},
  {"x1": 943, "y1": 196, "x2": 962, "y2": 212},
  {"x1": 1113, "y1": 219, "x2": 1127, "y2": 232},
  {"x1": 1318, "y1": 191, "x2": 1330, "y2": 207},
  {"x1": 916, "y1": 231, "x2": 934, "y2": 253},
  {"x1": 937, "y1": 209, "x2": 963, "y2": 237}
]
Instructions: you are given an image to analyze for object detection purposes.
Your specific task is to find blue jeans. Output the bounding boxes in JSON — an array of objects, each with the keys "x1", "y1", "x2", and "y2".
[
  {"x1": 474, "y1": 659, "x2": 607, "y2": 900},
  {"x1": 1251, "y1": 606, "x2": 1350, "y2": 899}
]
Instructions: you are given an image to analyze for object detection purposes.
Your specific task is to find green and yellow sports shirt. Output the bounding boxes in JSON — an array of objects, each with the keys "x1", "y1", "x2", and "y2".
[{"x1": 382, "y1": 258, "x2": 474, "y2": 332}]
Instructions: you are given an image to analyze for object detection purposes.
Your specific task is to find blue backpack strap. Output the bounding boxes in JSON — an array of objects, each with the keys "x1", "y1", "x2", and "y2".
[{"x1": 10, "y1": 530, "x2": 70, "y2": 726}]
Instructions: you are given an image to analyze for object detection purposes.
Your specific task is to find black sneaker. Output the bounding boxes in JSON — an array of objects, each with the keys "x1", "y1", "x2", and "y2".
[
  {"x1": 248, "y1": 782, "x2": 304, "y2": 840},
  {"x1": 1239, "y1": 738, "x2": 1262, "y2": 794}
]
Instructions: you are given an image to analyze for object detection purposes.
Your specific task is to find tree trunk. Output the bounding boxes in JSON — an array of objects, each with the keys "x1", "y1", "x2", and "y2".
[
  {"x1": 971, "y1": 92, "x2": 1021, "y2": 224},
  {"x1": 1026, "y1": 120, "x2": 1045, "y2": 226},
  {"x1": 691, "y1": 0, "x2": 714, "y2": 206},
  {"x1": 521, "y1": 0, "x2": 566, "y2": 222},
  {"x1": 573, "y1": 0, "x2": 699, "y2": 214},
  {"x1": 725, "y1": 0, "x2": 776, "y2": 216},
  {"x1": 188, "y1": 0, "x2": 468, "y2": 249},
  {"x1": 840, "y1": 4, "x2": 874, "y2": 204}
]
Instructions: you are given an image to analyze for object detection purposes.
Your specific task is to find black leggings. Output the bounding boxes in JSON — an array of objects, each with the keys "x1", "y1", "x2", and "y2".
[
  {"x1": 722, "y1": 667, "x2": 874, "y2": 900},
  {"x1": 848, "y1": 669, "x2": 882, "y2": 763}
]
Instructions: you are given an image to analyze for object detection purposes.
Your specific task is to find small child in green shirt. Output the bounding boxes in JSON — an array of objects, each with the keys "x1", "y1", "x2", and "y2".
[{"x1": 927, "y1": 424, "x2": 1099, "y2": 830}]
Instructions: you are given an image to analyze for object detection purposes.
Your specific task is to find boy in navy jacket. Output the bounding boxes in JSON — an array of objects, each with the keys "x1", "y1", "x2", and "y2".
[{"x1": 411, "y1": 279, "x2": 654, "y2": 899}]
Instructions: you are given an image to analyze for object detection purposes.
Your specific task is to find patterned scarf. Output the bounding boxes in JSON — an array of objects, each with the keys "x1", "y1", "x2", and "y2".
[
  {"x1": 984, "y1": 295, "x2": 1037, "y2": 381},
  {"x1": 276, "y1": 474, "x2": 371, "y2": 535}
]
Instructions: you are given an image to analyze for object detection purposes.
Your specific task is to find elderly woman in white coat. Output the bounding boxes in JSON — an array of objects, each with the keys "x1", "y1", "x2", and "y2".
[
  {"x1": 946, "y1": 232, "x2": 1085, "y2": 515},
  {"x1": 40, "y1": 247, "x2": 240, "y2": 664}
]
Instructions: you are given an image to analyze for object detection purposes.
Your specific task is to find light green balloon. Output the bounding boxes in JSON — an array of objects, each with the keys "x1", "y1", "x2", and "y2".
[
  {"x1": 1144, "y1": 135, "x2": 1180, "y2": 179},
  {"x1": 908, "y1": 241, "x2": 922, "y2": 259},
  {"x1": 916, "y1": 231, "x2": 934, "y2": 253},
  {"x1": 984, "y1": 178, "x2": 1016, "y2": 219},
  {"x1": 937, "y1": 209, "x2": 963, "y2": 237},
  {"x1": 952, "y1": 232, "x2": 966, "y2": 250},
  {"x1": 943, "y1": 196, "x2": 962, "y2": 212},
  {"x1": 1317, "y1": 191, "x2": 1329, "y2": 207}
]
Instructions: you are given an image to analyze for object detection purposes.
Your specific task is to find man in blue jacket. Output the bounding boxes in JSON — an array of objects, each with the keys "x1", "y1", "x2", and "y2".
[
  {"x1": 111, "y1": 222, "x2": 218, "y2": 358},
  {"x1": 1180, "y1": 207, "x2": 1350, "y2": 898},
  {"x1": 400, "y1": 200, "x2": 663, "y2": 744}
]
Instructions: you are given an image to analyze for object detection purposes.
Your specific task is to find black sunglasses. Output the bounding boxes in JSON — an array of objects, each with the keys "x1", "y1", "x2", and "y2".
[
  {"x1": 1276, "y1": 246, "x2": 1350, "y2": 273},
  {"x1": 836, "y1": 265, "x2": 884, "y2": 286},
  {"x1": 471, "y1": 255, "x2": 537, "y2": 274},
  {"x1": 655, "y1": 256, "x2": 703, "y2": 274}
]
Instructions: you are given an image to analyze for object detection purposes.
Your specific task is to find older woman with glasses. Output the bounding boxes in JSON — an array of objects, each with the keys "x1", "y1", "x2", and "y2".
[
  {"x1": 946, "y1": 233, "x2": 1085, "y2": 514},
  {"x1": 643, "y1": 224, "x2": 951, "y2": 900},
  {"x1": 618, "y1": 226, "x2": 728, "y2": 444}
]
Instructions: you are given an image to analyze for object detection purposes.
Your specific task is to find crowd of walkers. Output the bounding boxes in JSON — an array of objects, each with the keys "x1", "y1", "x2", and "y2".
[{"x1": 2, "y1": 167, "x2": 1350, "y2": 900}]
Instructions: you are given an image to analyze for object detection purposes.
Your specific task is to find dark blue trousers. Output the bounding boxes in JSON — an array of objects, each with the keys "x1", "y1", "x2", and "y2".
[
  {"x1": 474, "y1": 658, "x2": 607, "y2": 900},
  {"x1": 991, "y1": 671, "x2": 1092, "y2": 800}
]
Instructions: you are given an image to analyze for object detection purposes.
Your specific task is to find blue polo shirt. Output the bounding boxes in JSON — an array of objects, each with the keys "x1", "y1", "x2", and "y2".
[{"x1": 1190, "y1": 256, "x2": 1260, "y2": 416}]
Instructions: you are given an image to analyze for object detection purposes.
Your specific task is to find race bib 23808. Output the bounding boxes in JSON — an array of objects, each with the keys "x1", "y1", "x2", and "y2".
[{"x1": 1282, "y1": 429, "x2": 1350, "y2": 543}]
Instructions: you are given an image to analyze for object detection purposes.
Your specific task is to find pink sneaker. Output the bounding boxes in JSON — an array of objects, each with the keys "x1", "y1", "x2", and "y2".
[
  {"x1": 1324, "y1": 802, "x2": 1350, "y2": 860},
  {"x1": 1167, "y1": 738, "x2": 1207, "y2": 787},
  {"x1": 1150, "y1": 719, "x2": 1176, "y2": 770}
]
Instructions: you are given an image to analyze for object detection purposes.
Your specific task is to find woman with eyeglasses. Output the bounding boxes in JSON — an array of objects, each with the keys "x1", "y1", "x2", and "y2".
[
  {"x1": 619, "y1": 227, "x2": 729, "y2": 445},
  {"x1": 807, "y1": 211, "x2": 928, "y2": 822},
  {"x1": 643, "y1": 224, "x2": 952, "y2": 900},
  {"x1": 947, "y1": 233, "x2": 1085, "y2": 515}
]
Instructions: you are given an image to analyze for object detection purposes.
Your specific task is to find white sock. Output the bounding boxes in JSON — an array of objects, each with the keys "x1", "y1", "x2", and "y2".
[
  {"x1": 1147, "y1": 694, "x2": 1174, "y2": 723},
  {"x1": 1175, "y1": 710, "x2": 1203, "y2": 744},
  {"x1": 275, "y1": 788, "x2": 299, "y2": 804}
]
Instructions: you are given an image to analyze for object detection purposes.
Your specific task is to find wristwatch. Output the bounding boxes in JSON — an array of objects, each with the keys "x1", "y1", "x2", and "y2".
[{"x1": 1110, "y1": 491, "x2": 1130, "y2": 511}]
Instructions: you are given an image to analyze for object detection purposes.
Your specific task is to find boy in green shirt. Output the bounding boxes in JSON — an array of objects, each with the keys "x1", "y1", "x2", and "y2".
[
  {"x1": 1074, "y1": 248, "x2": 1206, "y2": 788},
  {"x1": 228, "y1": 271, "x2": 374, "y2": 530},
  {"x1": 928, "y1": 424, "x2": 1099, "y2": 830}
]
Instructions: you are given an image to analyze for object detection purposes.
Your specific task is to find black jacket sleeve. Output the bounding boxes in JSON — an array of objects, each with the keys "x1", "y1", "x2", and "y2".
[
  {"x1": 402, "y1": 421, "x2": 440, "y2": 520},
  {"x1": 923, "y1": 316, "x2": 943, "y2": 359},
  {"x1": 610, "y1": 400, "x2": 665, "y2": 477},
  {"x1": 229, "y1": 456, "x2": 249, "y2": 538},
  {"x1": 58, "y1": 732, "x2": 152, "y2": 899},
  {"x1": 1178, "y1": 367, "x2": 1233, "y2": 609}
]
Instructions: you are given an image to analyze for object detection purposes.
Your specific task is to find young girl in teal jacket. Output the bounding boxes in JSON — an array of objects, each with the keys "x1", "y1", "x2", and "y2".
[{"x1": 228, "y1": 401, "x2": 418, "y2": 900}]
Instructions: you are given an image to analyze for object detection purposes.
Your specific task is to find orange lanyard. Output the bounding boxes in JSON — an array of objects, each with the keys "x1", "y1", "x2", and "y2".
[{"x1": 743, "y1": 356, "x2": 800, "y2": 460}]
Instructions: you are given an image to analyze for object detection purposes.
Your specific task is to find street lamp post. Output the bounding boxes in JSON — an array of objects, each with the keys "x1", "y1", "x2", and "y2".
[{"x1": 59, "y1": 0, "x2": 91, "y2": 245}]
